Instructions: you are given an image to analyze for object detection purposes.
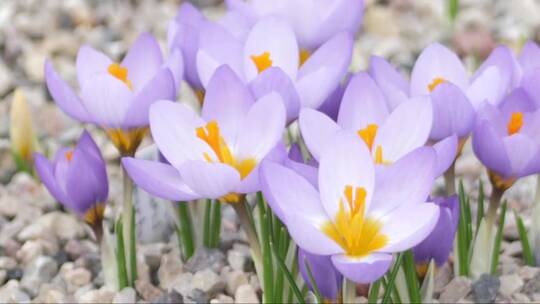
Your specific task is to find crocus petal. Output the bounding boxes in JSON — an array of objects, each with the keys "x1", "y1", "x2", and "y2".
[
  {"x1": 179, "y1": 160, "x2": 241, "y2": 199},
  {"x1": 235, "y1": 93, "x2": 286, "y2": 161},
  {"x1": 472, "y1": 121, "x2": 512, "y2": 178},
  {"x1": 124, "y1": 68, "x2": 176, "y2": 129},
  {"x1": 75, "y1": 131, "x2": 108, "y2": 202},
  {"x1": 288, "y1": 212, "x2": 343, "y2": 255},
  {"x1": 521, "y1": 69, "x2": 540, "y2": 109},
  {"x1": 243, "y1": 17, "x2": 299, "y2": 82},
  {"x1": 299, "y1": 108, "x2": 340, "y2": 161},
  {"x1": 197, "y1": 22, "x2": 244, "y2": 88},
  {"x1": 34, "y1": 153, "x2": 69, "y2": 206},
  {"x1": 79, "y1": 72, "x2": 133, "y2": 128},
  {"x1": 202, "y1": 65, "x2": 254, "y2": 142},
  {"x1": 249, "y1": 67, "x2": 301, "y2": 122},
  {"x1": 380, "y1": 202, "x2": 440, "y2": 253},
  {"x1": 337, "y1": 72, "x2": 389, "y2": 130},
  {"x1": 283, "y1": 159, "x2": 319, "y2": 189},
  {"x1": 503, "y1": 134, "x2": 538, "y2": 178},
  {"x1": 44, "y1": 61, "x2": 93, "y2": 123},
  {"x1": 260, "y1": 161, "x2": 327, "y2": 226},
  {"x1": 149, "y1": 100, "x2": 213, "y2": 168},
  {"x1": 317, "y1": 78, "x2": 347, "y2": 121},
  {"x1": 298, "y1": 249, "x2": 342, "y2": 300},
  {"x1": 319, "y1": 131, "x2": 375, "y2": 219},
  {"x1": 296, "y1": 32, "x2": 353, "y2": 109},
  {"x1": 410, "y1": 43, "x2": 468, "y2": 96},
  {"x1": 75, "y1": 46, "x2": 112, "y2": 87},
  {"x1": 430, "y1": 82, "x2": 475, "y2": 140},
  {"x1": 121, "y1": 33, "x2": 164, "y2": 91},
  {"x1": 466, "y1": 66, "x2": 504, "y2": 109},
  {"x1": 368, "y1": 55, "x2": 410, "y2": 111},
  {"x1": 432, "y1": 135, "x2": 458, "y2": 177},
  {"x1": 122, "y1": 157, "x2": 199, "y2": 201},
  {"x1": 165, "y1": 48, "x2": 184, "y2": 91},
  {"x1": 519, "y1": 41, "x2": 540, "y2": 76},
  {"x1": 371, "y1": 147, "x2": 436, "y2": 216},
  {"x1": 331, "y1": 253, "x2": 392, "y2": 284},
  {"x1": 374, "y1": 97, "x2": 432, "y2": 162}
]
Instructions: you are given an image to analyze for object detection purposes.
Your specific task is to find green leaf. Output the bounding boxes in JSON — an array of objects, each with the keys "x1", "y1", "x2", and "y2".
[
  {"x1": 457, "y1": 181, "x2": 470, "y2": 276},
  {"x1": 490, "y1": 201, "x2": 508, "y2": 275},
  {"x1": 176, "y1": 202, "x2": 195, "y2": 260},
  {"x1": 515, "y1": 210, "x2": 535, "y2": 266},
  {"x1": 211, "y1": 201, "x2": 222, "y2": 247},
  {"x1": 130, "y1": 205, "x2": 138, "y2": 285},
  {"x1": 476, "y1": 180, "x2": 485, "y2": 234},
  {"x1": 382, "y1": 253, "x2": 403, "y2": 304},
  {"x1": 271, "y1": 241, "x2": 305, "y2": 304},
  {"x1": 258, "y1": 193, "x2": 274, "y2": 303},
  {"x1": 304, "y1": 258, "x2": 323, "y2": 304},
  {"x1": 420, "y1": 260, "x2": 436, "y2": 303},
  {"x1": 115, "y1": 219, "x2": 128, "y2": 290},
  {"x1": 369, "y1": 279, "x2": 382, "y2": 304},
  {"x1": 448, "y1": 0, "x2": 459, "y2": 22},
  {"x1": 402, "y1": 250, "x2": 421, "y2": 303},
  {"x1": 203, "y1": 199, "x2": 212, "y2": 247}
]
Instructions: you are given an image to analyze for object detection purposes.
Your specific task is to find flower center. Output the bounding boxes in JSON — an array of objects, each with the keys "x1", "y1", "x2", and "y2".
[
  {"x1": 507, "y1": 112, "x2": 524, "y2": 135},
  {"x1": 83, "y1": 203, "x2": 106, "y2": 226},
  {"x1": 196, "y1": 121, "x2": 256, "y2": 180},
  {"x1": 250, "y1": 52, "x2": 272, "y2": 74},
  {"x1": 428, "y1": 77, "x2": 446, "y2": 92},
  {"x1": 65, "y1": 150, "x2": 74, "y2": 162},
  {"x1": 108, "y1": 63, "x2": 133, "y2": 90},
  {"x1": 321, "y1": 185, "x2": 388, "y2": 257},
  {"x1": 299, "y1": 49, "x2": 310, "y2": 66}
]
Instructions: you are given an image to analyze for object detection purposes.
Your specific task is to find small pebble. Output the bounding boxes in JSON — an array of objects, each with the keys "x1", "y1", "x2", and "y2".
[{"x1": 235, "y1": 284, "x2": 259, "y2": 304}]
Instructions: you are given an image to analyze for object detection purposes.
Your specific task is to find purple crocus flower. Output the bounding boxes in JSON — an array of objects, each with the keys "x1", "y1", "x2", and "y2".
[
  {"x1": 261, "y1": 131, "x2": 440, "y2": 283},
  {"x1": 122, "y1": 65, "x2": 286, "y2": 203},
  {"x1": 473, "y1": 88, "x2": 540, "y2": 187},
  {"x1": 298, "y1": 248, "x2": 342, "y2": 301},
  {"x1": 299, "y1": 72, "x2": 457, "y2": 177},
  {"x1": 196, "y1": 16, "x2": 353, "y2": 119},
  {"x1": 34, "y1": 131, "x2": 108, "y2": 226},
  {"x1": 226, "y1": 0, "x2": 364, "y2": 50},
  {"x1": 45, "y1": 33, "x2": 177, "y2": 155},
  {"x1": 413, "y1": 195, "x2": 460, "y2": 267}
]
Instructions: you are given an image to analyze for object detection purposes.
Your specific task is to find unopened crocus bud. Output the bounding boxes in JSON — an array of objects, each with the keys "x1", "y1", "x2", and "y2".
[
  {"x1": 34, "y1": 131, "x2": 108, "y2": 229},
  {"x1": 10, "y1": 88, "x2": 38, "y2": 168}
]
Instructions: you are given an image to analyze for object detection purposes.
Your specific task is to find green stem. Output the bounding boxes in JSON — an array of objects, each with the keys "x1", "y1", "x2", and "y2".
[
  {"x1": 203, "y1": 199, "x2": 212, "y2": 247},
  {"x1": 115, "y1": 219, "x2": 128, "y2": 290},
  {"x1": 211, "y1": 201, "x2": 222, "y2": 247},
  {"x1": 232, "y1": 199, "x2": 263, "y2": 277},
  {"x1": 443, "y1": 162, "x2": 456, "y2": 196},
  {"x1": 177, "y1": 202, "x2": 195, "y2": 260},
  {"x1": 403, "y1": 250, "x2": 421, "y2": 303},
  {"x1": 342, "y1": 278, "x2": 356, "y2": 304},
  {"x1": 486, "y1": 187, "x2": 504, "y2": 235},
  {"x1": 121, "y1": 166, "x2": 136, "y2": 286}
]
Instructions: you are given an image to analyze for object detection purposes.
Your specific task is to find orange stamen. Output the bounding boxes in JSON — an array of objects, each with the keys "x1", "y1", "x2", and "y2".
[
  {"x1": 358, "y1": 124, "x2": 378, "y2": 151},
  {"x1": 428, "y1": 77, "x2": 446, "y2": 92},
  {"x1": 250, "y1": 52, "x2": 272, "y2": 74},
  {"x1": 107, "y1": 63, "x2": 133, "y2": 90},
  {"x1": 65, "y1": 150, "x2": 74, "y2": 162},
  {"x1": 507, "y1": 112, "x2": 524, "y2": 135}
]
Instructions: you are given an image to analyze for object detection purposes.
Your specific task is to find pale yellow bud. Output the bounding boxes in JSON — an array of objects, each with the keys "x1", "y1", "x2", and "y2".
[{"x1": 10, "y1": 88, "x2": 37, "y2": 163}]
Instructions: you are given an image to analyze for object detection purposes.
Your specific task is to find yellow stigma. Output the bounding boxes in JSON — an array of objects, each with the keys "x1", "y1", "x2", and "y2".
[
  {"x1": 65, "y1": 150, "x2": 74, "y2": 162},
  {"x1": 358, "y1": 124, "x2": 378, "y2": 151},
  {"x1": 299, "y1": 49, "x2": 311, "y2": 66},
  {"x1": 84, "y1": 203, "x2": 106, "y2": 226},
  {"x1": 250, "y1": 52, "x2": 272, "y2": 74},
  {"x1": 507, "y1": 112, "x2": 524, "y2": 135},
  {"x1": 427, "y1": 77, "x2": 446, "y2": 92},
  {"x1": 196, "y1": 121, "x2": 256, "y2": 194},
  {"x1": 321, "y1": 186, "x2": 388, "y2": 257},
  {"x1": 107, "y1": 63, "x2": 133, "y2": 90}
]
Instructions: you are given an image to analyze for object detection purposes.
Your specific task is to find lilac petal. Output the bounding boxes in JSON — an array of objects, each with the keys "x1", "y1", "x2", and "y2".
[
  {"x1": 296, "y1": 32, "x2": 353, "y2": 109},
  {"x1": 521, "y1": 69, "x2": 540, "y2": 109},
  {"x1": 288, "y1": 212, "x2": 343, "y2": 255},
  {"x1": 75, "y1": 131, "x2": 108, "y2": 203},
  {"x1": 298, "y1": 249, "x2": 342, "y2": 300},
  {"x1": 368, "y1": 55, "x2": 409, "y2": 97},
  {"x1": 243, "y1": 17, "x2": 299, "y2": 82},
  {"x1": 149, "y1": 100, "x2": 213, "y2": 168},
  {"x1": 317, "y1": 78, "x2": 347, "y2": 121},
  {"x1": 472, "y1": 121, "x2": 512, "y2": 178},
  {"x1": 178, "y1": 160, "x2": 240, "y2": 199},
  {"x1": 519, "y1": 41, "x2": 540, "y2": 76},
  {"x1": 122, "y1": 158, "x2": 199, "y2": 201},
  {"x1": 467, "y1": 66, "x2": 504, "y2": 109},
  {"x1": 410, "y1": 43, "x2": 468, "y2": 96},
  {"x1": 65, "y1": 147, "x2": 107, "y2": 215},
  {"x1": 235, "y1": 92, "x2": 286, "y2": 161},
  {"x1": 165, "y1": 48, "x2": 184, "y2": 91},
  {"x1": 34, "y1": 153, "x2": 70, "y2": 206},
  {"x1": 470, "y1": 46, "x2": 519, "y2": 100},
  {"x1": 430, "y1": 82, "x2": 475, "y2": 140},
  {"x1": 337, "y1": 72, "x2": 389, "y2": 131},
  {"x1": 249, "y1": 67, "x2": 301, "y2": 122},
  {"x1": 79, "y1": 72, "x2": 134, "y2": 128},
  {"x1": 75, "y1": 46, "x2": 112, "y2": 87},
  {"x1": 380, "y1": 202, "x2": 440, "y2": 253},
  {"x1": 503, "y1": 134, "x2": 538, "y2": 178},
  {"x1": 374, "y1": 97, "x2": 432, "y2": 162},
  {"x1": 202, "y1": 65, "x2": 254, "y2": 142},
  {"x1": 413, "y1": 196, "x2": 459, "y2": 266},
  {"x1": 121, "y1": 33, "x2": 164, "y2": 91},
  {"x1": 124, "y1": 68, "x2": 176, "y2": 129},
  {"x1": 499, "y1": 88, "x2": 537, "y2": 117},
  {"x1": 283, "y1": 159, "x2": 319, "y2": 189},
  {"x1": 371, "y1": 147, "x2": 436, "y2": 216},
  {"x1": 299, "y1": 108, "x2": 340, "y2": 162},
  {"x1": 44, "y1": 61, "x2": 93, "y2": 123},
  {"x1": 260, "y1": 161, "x2": 327, "y2": 226},
  {"x1": 218, "y1": 10, "x2": 251, "y2": 41},
  {"x1": 432, "y1": 135, "x2": 458, "y2": 177},
  {"x1": 288, "y1": 143, "x2": 304, "y2": 163},
  {"x1": 319, "y1": 131, "x2": 374, "y2": 219},
  {"x1": 331, "y1": 253, "x2": 392, "y2": 284},
  {"x1": 197, "y1": 22, "x2": 244, "y2": 88}
]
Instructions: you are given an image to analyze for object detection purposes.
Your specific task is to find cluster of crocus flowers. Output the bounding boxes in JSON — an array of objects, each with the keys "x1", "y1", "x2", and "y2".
[
  {"x1": 34, "y1": 131, "x2": 108, "y2": 232},
  {"x1": 261, "y1": 132, "x2": 440, "y2": 283}
]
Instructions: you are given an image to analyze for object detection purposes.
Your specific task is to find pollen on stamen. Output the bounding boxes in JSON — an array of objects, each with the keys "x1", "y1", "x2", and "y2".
[
  {"x1": 507, "y1": 112, "x2": 524, "y2": 135},
  {"x1": 65, "y1": 150, "x2": 74, "y2": 161},
  {"x1": 358, "y1": 124, "x2": 378, "y2": 151},
  {"x1": 251, "y1": 52, "x2": 272, "y2": 74},
  {"x1": 107, "y1": 63, "x2": 133, "y2": 90},
  {"x1": 428, "y1": 77, "x2": 446, "y2": 92}
]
